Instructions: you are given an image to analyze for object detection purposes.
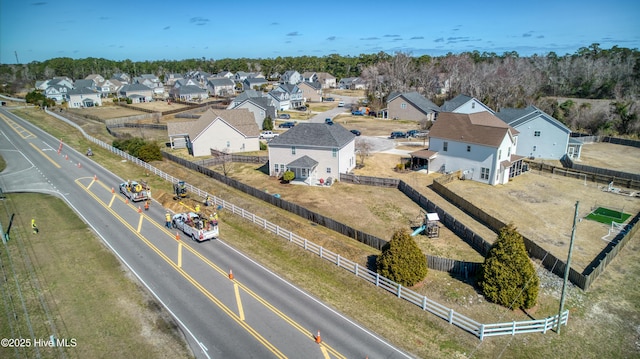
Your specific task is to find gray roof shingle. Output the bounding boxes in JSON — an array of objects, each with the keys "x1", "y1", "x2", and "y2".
[{"x1": 269, "y1": 123, "x2": 355, "y2": 148}]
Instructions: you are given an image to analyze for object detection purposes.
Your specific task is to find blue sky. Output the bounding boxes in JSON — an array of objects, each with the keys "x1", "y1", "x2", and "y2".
[{"x1": 1, "y1": 0, "x2": 638, "y2": 64}]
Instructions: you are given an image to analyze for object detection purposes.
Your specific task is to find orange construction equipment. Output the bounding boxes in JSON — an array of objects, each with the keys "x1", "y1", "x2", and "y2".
[
  {"x1": 228, "y1": 269, "x2": 234, "y2": 280},
  {"x1": 315, "y1": 331, "x2": 322, "y2": 344},
  {"x1": 176, "y1": 232, "x2": 180, "y2": 241}
]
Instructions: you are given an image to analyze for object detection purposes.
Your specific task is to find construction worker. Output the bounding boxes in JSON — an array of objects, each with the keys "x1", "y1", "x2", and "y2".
[
  {"x1": 195, "y1": 204, "x2": 200, "y2": 213},
  {"x1": 204, "y1": 195, "x2": 210, "y2": 206},
  {"x1": 165, "y1": 211, "x2": 172, "y2": 229},
  {"x1": 144, "y1": 200, "x2": 149, "y2": 211},
  {"x1": 31, "y1": 218, "x2": 38, "y2": 234}
]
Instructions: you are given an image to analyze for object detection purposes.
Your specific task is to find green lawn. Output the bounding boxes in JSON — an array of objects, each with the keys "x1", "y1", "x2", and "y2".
[{"x1": 585, "y1": 206, "x2": 632, "y2": 225}]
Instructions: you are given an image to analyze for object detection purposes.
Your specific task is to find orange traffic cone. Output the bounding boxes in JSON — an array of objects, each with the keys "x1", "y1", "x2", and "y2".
[
  {"x1": 125, "y1": 198, "x2": 129, "y2": 204},
  {"x1": 77, "y1": 162, "x2": 82, "y2": 168},
  {"x1": 94, "y1": 174, "x2": 97, "y2": 181},
  {"x1": 228, "y1": 269, "x2": 234, "y2": 280},
  {"x1": 138, "y1": 206, "x2": 142, "y2": 213},
  {"x1": 111, "y1": 187, "x2": 115, "y2": 193},
  {"x1": 176, "y1": 232, "x2": 180, "y2": 241},
  {"x1": 65, "y1": 154, "x2": 68, "y2": 160},
  {"x1": 315, "y1": 331, "x2": 322, "y2": 344}
]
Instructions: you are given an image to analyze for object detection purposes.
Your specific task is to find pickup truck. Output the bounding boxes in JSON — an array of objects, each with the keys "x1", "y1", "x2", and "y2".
[
  {"x1": 259, "y1": 131, "x2": 279, "y2": 140},
  {"x1": 172, "y1": 212, "x2": 219, "y2": 242},
  {"x1": 119, "y1": 180, "x2": 149, "y2": 202}
]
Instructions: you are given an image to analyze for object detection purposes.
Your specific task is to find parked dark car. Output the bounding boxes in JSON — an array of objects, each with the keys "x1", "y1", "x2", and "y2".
[
  {"x1": 279, "y1": 121, "x2": 296, "y2": 128},
  {"x1": 325, "y1": 118, "x2": 334, "y2": 125},
  {"x1": 406, "y1": 130, "x2": 420, "y2": 137},
  {"x1": 351, "y1": 110, "x2": 364, "y2": 116},
  {"x1": 350, "y1": 129, "x2": 361, "y2": 136},
  {"x1": 324, "y1": 97, "x2": 334, "y2": 102},
  {"x1": 389, "y1": 131, "x2": 407, "y2": 139},
  {"x1": 278, "y1": 113, "x2": 291, "y2": 119},
  {"x1": 296, "y1": 106, "x2": 308, "y2": 111}
]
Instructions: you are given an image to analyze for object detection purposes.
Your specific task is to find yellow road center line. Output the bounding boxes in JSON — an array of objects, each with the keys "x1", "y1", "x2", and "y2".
[
  {"x1": 137, "y1": 215, "x2": 144, "y2": 233},
  {"x1": 108, "y1": 195, "x2": 115, "y2": 207},
  {"x1": 77, "y1": 179, "x2": 287, "y2": 358},
  {"x1": 320, "y1": 344, "x2": 330, "y2": 359},
  {"x1": 29, "y1": 142, "x2": 61, "y2": 169},
  {"x1": 87, "y1": 179, "x2": 95, "y2": 190},
  {"x1": 234, "y1": 283, "x2": 245, "y2": 321},
  {"x1": 178, "y1": 242, "x2": 183, "y2": 268}
]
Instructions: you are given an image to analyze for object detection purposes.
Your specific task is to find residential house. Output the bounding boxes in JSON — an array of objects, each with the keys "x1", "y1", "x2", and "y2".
[
  {"x1": 66, "y1": 87, "x2": 102, "y2": 108},
  {"x1": 165, "y1": 73, "x2": 184, "y2": 86},
  {"x1": 301, "y1": 72, "x2": 318, "y2": 83},
  {"x1": 496, "y1": 105, "x2": 578, "y2": 160},
  {"x1": 96, "y1": 79, "x2": 121, "y2": 97},
  {"x1": 215, "y1": 70, "x2": 234, "y2": 79},
  {"x1": 338, "y1": 77, "x2": 356, "y2": 89},
  {"x1": 228, "y1": 90, "x2": 264, "y2": 108},
  {"x1": 280, "y1": 70, "x2": 301, "y2": 85},
  {"x1": 352, "y1": 78, "x2": 367, "y2": 90},
  {"x1": 167, "y1": 108, "x2": 260, "y2": 156},
  {"x1": 386, "y1": 91, "x2": 440, "y2": 122},
  {"x1": 170, "y1": 85, "x2": 208, "y2": 102},
  {"x1": 273, "y1": 84, "x2": 304, "y2": 109},
  {"x1": 426, "y1": 112, "x2": 524, "y2": 185},
  {"x1": 298, "y1": 81, "x2": 323, "y2": 102},
  {"x1": 243, "y1": 77, "x2": 268, "y2": 91},
  {"x1": 440, "y1": 94, "x2": 495, "y2": 114},
  {"x1": 316, "y1": 72, "x2": 337, "y2": 89},
  {"x1": 267, "y1": 89, "x2": 291, "y2": 111},
  {"x1": 172, "y1": 78, "x2": 199, "y2": 89},
  {"x1": 85, "y1": 74, "x2": 105, "y2": 85},
  {"x1": 118, "y1": 83, "x2": 153, "y2": 103},
  {"x1": 268, "y1": 123, "x2": 356, "y2": 185},
  {"x1": 232, "y1": 96, "x2": 277, "y2": 130},
  {"x1": 44, "y1": 85, "x2": 70, "y2": 102},
  {"x1": 135, "y1": 74, "x2": 164, "y2": 96},
  {"x1": 38, "y1": 77, "x2": 74, "y2": 101},
  {"x1": 112, "y1": 73, "x2": 131, "y2": 84},
  {"x1": 206, "y1": 78, "x2": 235, "y2": 97},
  {"x1": 74, "y1": 79, "x2": 96, "y2": 91}
]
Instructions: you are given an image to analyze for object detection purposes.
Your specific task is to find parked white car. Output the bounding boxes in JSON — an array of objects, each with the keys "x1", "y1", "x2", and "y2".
[{"x1": 259, "y1": 131, "x2": 279, "y2": 140}]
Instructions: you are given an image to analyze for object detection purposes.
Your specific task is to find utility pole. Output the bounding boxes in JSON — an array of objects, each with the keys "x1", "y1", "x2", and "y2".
[
  {"x1": 557, "y1": 201, "x2": 579, "y2": 334},
  {"x1": 14, "y1": 51, "x2": 19, "y2": 64}
]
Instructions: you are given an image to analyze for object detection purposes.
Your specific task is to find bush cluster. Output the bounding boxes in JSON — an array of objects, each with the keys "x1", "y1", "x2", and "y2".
[{"x1": 112, "y1": 136, "x2": 162, "y2": 163}]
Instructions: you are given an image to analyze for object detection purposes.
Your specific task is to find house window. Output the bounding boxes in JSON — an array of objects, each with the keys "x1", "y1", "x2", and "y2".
[
  {"x1": 401, "y1": 103, "x2": 407, "y2": 109},
  {"x1": 471, "y1": 102, "x2": 475, "y2": 109},
  {"x1": 280, "y1": 164, "x2": 285, "y2": 171},
  {"x1": 332, "y1": 148, "x2": 337, "y2": 157},
  {"x1": 507, "y1": 147, "x2": 511, "y2": 157},
  {"x1": 291, "y1": 146, "x2": 296, "y2": 155},
  {"x1": 534, "y1": 131, "x2": 541, "y2": 137},
  {"x1": 327, "y1": 167, "x2": 331, "y2": 173},
  {"x1": 533, "y1": 146, "x2": 537, "y2": 152},
  {"x1": 499, "y1": 150, "x2": 502, "y2": 159},
  {"x1": 443, "y1": 142, "x2": 448, "y2": 152},
  {"x1": 481, "y1": 167, "x2": 490, "y2": 180},
  {"x1": 274, "y1": 163, "x2": 279, "y2": 172},
  {"x1": 467, "y1": 145, "x2": 471, "y2": 152},
  {"x1": 226, "y1": 141, "x2": 230, "y2": 148}
]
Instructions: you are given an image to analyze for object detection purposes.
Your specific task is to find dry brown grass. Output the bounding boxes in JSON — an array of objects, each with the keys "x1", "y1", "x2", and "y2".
[{"x1": 579, "y1": 141, "x2": 640, "y2": 173}]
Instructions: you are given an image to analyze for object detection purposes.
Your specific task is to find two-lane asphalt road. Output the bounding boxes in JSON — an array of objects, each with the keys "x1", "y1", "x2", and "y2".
[{"x1": 0, "y1": 108, "x2": 414, "y2": 358}]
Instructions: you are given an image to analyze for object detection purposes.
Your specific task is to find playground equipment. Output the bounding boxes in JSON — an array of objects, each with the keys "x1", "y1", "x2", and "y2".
[{"x1": 411, "y1": 212, "x2": 440, "y2": 238}]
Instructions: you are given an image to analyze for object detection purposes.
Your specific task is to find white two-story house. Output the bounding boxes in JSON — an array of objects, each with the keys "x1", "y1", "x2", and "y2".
[
  {"x1": 268, "y1": 123, "x2": 356, "y2": 185},
  {"x1": 427, "y1": 112, "x2": 524, "y2": 185}
]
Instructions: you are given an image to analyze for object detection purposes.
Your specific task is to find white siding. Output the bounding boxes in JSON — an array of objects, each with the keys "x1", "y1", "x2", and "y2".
[
  {"x1": 453, "y1": 100, "x2": 492, "y2": 114},
  {"x1": 191, "y1": 120, "x2": 259, "y2": 156},
  {"x1": 512, "y1": 116, "x2": 570, "y2": 160},
  {"x1": 268, "y1": 142, "x2": 355, "y2": 180}
]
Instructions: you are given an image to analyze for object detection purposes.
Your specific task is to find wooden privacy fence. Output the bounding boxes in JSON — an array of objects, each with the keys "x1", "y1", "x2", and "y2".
[
  {"x1": 45, "y1": 108, "x2": 570, "y2": 338},
  {"x1": 560, "y1": 155, "x2": 640, "y2": 184},
  {"x1": 339, "y1": 173, "x2": 400, "y2": 187}
]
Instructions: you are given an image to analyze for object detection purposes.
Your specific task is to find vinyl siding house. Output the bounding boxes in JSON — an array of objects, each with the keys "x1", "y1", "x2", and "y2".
[
  {"x1": 206, "y1": 78, "x2": 235, "y2": 97},
  {"x1": 267, "y1": 90, "x2": 291, "y2": 111},
  {"x1": 66, "y1": 87, "x2": 102, "y2": 108},
  {"x1": 118, "y1": 83, "x2": 153, "y2": 102},
  {"x1": 274, "y1": 84, "x2": 304, "y2": 109},
  {"x1": 268, "y1": 123, "x2": 356, "y2": 185},
  {"x1": 280, "y1": 70, "x2": 301, "y2": 85},
  {"x1": 44, "y1": 85, "x2": 70, "y2": 102},
  {"x1": 170, "y1": 85, "x2": 208, "y2": 101},
  {"x1": 298, "y1": 81, "x2": 322, "y2": 102},
  {"x1": 316, "y1": 72, "x2": 337, "y2": 89},
  {"x1": 232, "y1": 97, "x2": 277, "y2": 129},
  {"x1": 243, "y1": 77, "x2": 268, "y2": 91},
  {"x1": 427, "y1": 112, "x2": 524, "y2": 185},
  {"x1": 387, "y1": 91, "x2": 440, "y2": 122},
  {"x1": 167, "y1": 108, "x2": 260, "y2": 156},
  {"x1": 440, "y1": 94, "x2": 495, "y2": 114},
  {"x1": 496, "y1": 105, "x2": 577, "y2": 160}
]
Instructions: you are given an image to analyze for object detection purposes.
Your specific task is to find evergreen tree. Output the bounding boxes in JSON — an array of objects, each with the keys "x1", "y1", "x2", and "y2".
[
  {"x1": 479, "y1": 223, "x2": 539, "y2": 309},
  {"x1": 262, "y1": 116, "x2": 273, "y2": 130},
  {"x1": 377, "y1": 229, "x2": 427, "y2": 287}
]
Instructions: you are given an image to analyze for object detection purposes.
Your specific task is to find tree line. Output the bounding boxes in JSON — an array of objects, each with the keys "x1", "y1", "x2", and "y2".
[{"x1": 1, "y1": 43, "x2": 638, "y2": 135}]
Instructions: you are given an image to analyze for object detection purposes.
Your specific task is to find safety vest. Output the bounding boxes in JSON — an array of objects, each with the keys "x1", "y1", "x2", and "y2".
[{"x1": 165, "y1": 213, "x2": 171, "y2": 222}]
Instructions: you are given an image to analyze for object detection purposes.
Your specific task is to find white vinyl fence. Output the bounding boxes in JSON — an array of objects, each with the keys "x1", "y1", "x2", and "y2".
[{"x1": 45, "y1": 108, "x2": 570, "y2": 339}]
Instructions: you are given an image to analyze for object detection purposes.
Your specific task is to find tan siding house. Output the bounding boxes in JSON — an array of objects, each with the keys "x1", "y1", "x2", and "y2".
[{"x1": 387, "y1": 91, "x2": 440, "y2": 121}]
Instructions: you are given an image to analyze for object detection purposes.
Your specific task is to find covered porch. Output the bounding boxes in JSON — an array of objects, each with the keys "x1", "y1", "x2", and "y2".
[
  {"x1": 409, "y1": 149, "x2": 438, "y2": 172},
  {"x1": 287, "y1": 155, "x2": 318, "y2": 185}
]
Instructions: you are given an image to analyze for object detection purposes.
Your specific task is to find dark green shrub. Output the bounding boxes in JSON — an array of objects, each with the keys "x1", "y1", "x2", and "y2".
[
  {"x1": 262, "y1": 116, "x2": 273, "y2": 130},
  {"x1": 479, "y1": 223, "x2": 539, "y2": 309},
  {"x1": 377, "y1": 229, "x2": 427, "y2": 286},
  {"x1": 259, "y1": 142, "x2": 267, "y2": 151}
]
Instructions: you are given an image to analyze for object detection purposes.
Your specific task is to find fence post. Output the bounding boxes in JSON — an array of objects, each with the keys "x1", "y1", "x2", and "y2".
[
  {"x1": 355, "y1": 263, "x2": 359, "y2": 276},
  {"x1": 319, "y1": 246, "x2": 323, "y2": 258},
  {"x1": 337, "y1": 255, "x2": 341, "y2": 267},
  {"x1": 512, "y1": 321, "x2": 516, "y2": 336},
  {"x1": 375, "y1": 273, "x2": 380, "y2": 287},
  {"x1": 448, "y1": 309, "x2": 454, "y2": 324},
  {"x1": 397, "y1": 284, "x2": 402, "y2": 298},
  {"x1": 422, "y1": 296, "x2": 427, "y2": 310},
  {"x1": 288, "y1": 231, "x2": 292, "y2": 242},
  {"x1": 304, "y1": 238, "x2": 307, "y2": 250},
  {"x1": 479, "y1": 324, "x2": 485, "y2": 340}
]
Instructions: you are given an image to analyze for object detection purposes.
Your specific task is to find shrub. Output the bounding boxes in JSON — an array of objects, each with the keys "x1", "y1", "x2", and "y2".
[
  {"x1": 262, "y1": 116, "x2": 273, "y2": 130},
  {"x1": 282, "y1": 170, "x2": 295, "y2": 182},
  {"x1": 479, "y1": 223, "x2": 539, "y2": 309},
  {"x1": 259, "y1": 142, "x2": 267, "y2": 151},
  {"x1": 377, "y1": 229, "x2": 427, "y2": 286}
]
